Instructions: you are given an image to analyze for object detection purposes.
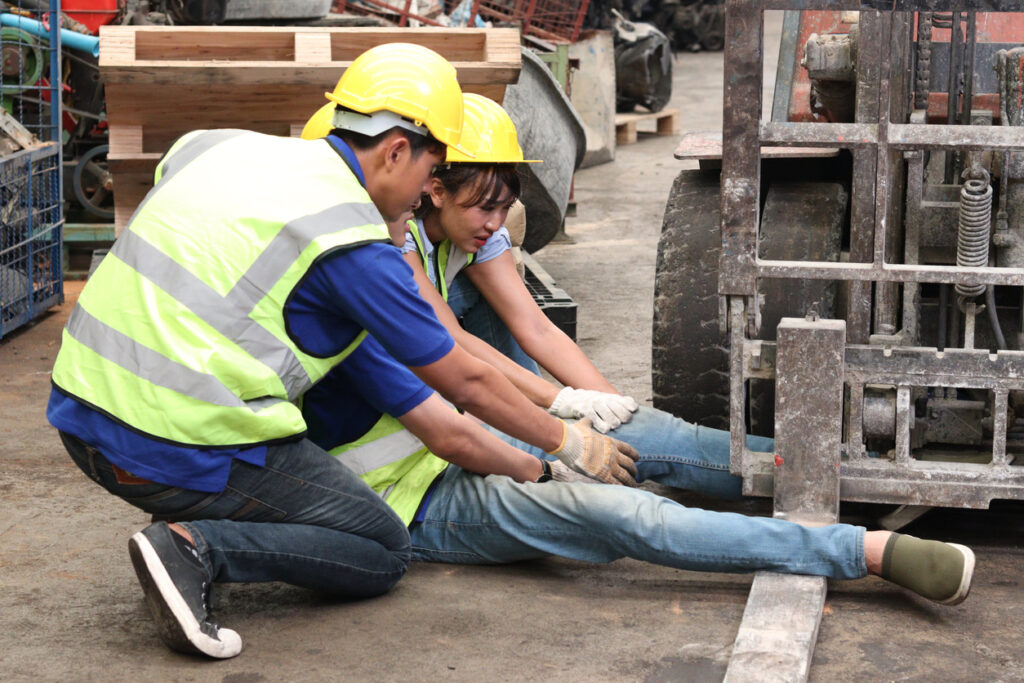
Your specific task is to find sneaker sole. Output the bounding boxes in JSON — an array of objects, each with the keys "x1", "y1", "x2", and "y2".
[
  {"x1": 937, "y1": 543, "x2": 975, "y2": 606},
  {"x1": 128, "y1": 531, "x2": 242, "y2": 659}
]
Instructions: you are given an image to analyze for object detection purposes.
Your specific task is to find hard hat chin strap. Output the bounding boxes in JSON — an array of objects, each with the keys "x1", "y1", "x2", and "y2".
[{"x1": 333, "y1": 109, "x2": 428, "y2": 139}]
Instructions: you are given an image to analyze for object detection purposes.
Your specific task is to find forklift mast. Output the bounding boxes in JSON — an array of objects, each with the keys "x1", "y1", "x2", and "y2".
[{"x1": 722, "y1": 2, "x2": 1024, "y2": 510}]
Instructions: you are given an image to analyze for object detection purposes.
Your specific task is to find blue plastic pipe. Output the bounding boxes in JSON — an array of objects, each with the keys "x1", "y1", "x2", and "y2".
[{"x1": 1, "y1": 12, "x2": 98, "y2": 58}]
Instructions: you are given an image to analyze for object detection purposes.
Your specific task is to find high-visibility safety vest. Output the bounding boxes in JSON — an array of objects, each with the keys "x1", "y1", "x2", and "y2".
[
  {"x1": 51, "y1": 129, "x2": 390, "y2": 448},
  {"x1": 407, "y1": 219, "x2": 474, "y2": 302},
  {"x1": 325, "y1": 221, "x2": 473, "y2": 525},
  {"x1": 329, "y1": 413, "x2": 450, "y2": 526}
]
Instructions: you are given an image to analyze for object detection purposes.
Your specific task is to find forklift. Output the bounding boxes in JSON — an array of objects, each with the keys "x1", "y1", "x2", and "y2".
[{"x1": 652, "y1": 1, "x2": 1024, "y2": 677}]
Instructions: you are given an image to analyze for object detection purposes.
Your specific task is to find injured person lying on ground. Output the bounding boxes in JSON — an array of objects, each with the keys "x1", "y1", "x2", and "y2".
[{"x1": 304, "y1": 366, "x2": 975, "y2": 607}]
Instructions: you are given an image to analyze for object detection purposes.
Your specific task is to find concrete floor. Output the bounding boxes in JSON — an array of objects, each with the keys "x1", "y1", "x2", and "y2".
[{"x1": 4, "y1": 13, "x2": 1024, "y2": 681}]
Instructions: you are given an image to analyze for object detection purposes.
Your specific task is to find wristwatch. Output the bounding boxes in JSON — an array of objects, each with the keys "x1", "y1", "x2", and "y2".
[{"x1": 536, "y1": 459, "x2": 553, "y2": 483}]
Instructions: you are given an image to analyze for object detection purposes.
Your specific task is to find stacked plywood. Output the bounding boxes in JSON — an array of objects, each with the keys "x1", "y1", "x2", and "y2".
[{"x1": 99, "y1": 26, "x2": 522, "y2": 233}]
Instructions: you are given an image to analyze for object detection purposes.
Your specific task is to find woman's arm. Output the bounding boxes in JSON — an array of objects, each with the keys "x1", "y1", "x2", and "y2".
[
  {"x1": 402, "y1": 251, "x2": 559, "y2": 408},
  {"x1": 465, "y1": 251, "x2": 617, "y2": 392}
]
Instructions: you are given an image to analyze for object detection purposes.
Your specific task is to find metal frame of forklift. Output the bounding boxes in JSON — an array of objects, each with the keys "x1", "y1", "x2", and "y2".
[
  {"x1": 713, "y1": 4, "x2": 1024, "y2": 678},
  {"x1": 721, "y1": 0, "x2": 1024, "y2": 511}
]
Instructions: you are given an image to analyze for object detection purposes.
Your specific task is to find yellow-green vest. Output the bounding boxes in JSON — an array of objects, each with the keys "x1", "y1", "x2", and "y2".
[
  {"x1": 407, "y1": 218, "x2": 474, "y2": 302},
  {"x1": 328, "y1": 219, "x2": 474, "y2": 525},
  {"x1": 330, "y1": 413, "x2": 449, "y2": 526},
  {"x1": 52, "y1": 129, "x2": 389, "y2": 448}
]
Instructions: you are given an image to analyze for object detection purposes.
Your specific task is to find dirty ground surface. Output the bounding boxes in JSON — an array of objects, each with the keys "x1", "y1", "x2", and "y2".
[{"x1": 3, "y1": 13, "x2": 1024, "y2": 682}]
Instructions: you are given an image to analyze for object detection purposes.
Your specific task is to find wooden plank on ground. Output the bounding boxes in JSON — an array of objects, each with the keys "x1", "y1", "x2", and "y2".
[{"x1": 723, "y1": 573, "x2": 828, "y2": 683}]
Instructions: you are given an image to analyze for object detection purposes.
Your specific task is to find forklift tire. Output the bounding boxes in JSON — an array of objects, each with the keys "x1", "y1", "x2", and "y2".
[
  {"x1": 652, "y1": 169, "x2": 729, "y2": 429},
  {"x1": 652, "y1": 170, "x2": 846, "y2": 434}
]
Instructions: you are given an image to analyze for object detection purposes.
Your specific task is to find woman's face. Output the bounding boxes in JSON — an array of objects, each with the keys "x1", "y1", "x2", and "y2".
[{"x1": 431, "y1": 176, "x2": 515, "y2": 254}]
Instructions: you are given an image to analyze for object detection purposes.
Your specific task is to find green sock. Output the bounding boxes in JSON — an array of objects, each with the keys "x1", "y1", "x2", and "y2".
[{"x1": 879, "y1": 533, "x2": 972, "y2": 604}]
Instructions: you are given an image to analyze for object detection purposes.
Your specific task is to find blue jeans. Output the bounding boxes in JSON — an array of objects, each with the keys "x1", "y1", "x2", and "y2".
[
  {"x1": 60, "y1": 432, "x2": 410, "y2": 597},
  {"x1": 409, "y1": 408, "x2": 866, "y2": 580},
  {"x1": 448, "y1": 272, "x2": 542, "y2": 376}
]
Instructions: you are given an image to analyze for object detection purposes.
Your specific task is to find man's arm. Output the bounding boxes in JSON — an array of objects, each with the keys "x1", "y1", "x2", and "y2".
[
  {"x1": 410, "y1": 342, "x2": 564, "y2": 452},
  {"x1": 307, "y1": 244, "x2": 637, "y2": 483},
  {"x1": 402, "y1": 251, "x2": 558, "y2": 408},
  {"x1": 397, "y1": 394, "x2": 544, "y2": 482}
]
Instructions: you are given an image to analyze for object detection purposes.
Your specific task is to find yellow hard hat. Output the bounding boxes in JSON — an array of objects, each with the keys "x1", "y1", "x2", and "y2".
[
  {"x1": 325, "y1": 43, "x2": 470, "y2": 156},
  {"x1": 445, "y1": 93, "x2": 541, "y2": 164},
  {"x1": 301, "y1": 103, "x2": 336, "y2": 140}
]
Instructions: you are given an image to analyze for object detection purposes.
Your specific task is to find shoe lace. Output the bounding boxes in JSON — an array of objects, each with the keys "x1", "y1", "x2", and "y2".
[{"x1": 200, "y1": 580, "x2": 222, "y2": 631}]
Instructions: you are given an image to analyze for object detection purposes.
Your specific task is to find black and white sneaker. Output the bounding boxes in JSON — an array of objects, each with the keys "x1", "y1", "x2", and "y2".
[{"x1": 128, "y1": 522, "x2": 242, "y2": 658}]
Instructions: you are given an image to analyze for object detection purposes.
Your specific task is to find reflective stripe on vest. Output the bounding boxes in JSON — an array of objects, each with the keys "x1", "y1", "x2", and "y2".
[
  {"x1": 52, "y1": 130, "x2": 390, "y2": 447},
  {"x1": 408, "y1": 218, "x2": 474, "y2": 302},
  {"x1": 331, "y1": 413, "x2": 449, "y2": 526},
  {"x1": 155, "y1": 129, "x2": 246, "y2": 185},
  {"x1": 338, "y1": 428, "x2": 428, "y2": 475},
  {"x1": 65, "y1": 305, "x2": 282, "y2": 412},
  {"x1": 100, "y1": 202, "x2": 381, "y2": 402}
]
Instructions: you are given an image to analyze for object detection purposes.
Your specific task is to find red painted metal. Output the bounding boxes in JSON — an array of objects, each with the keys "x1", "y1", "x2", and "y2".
[
  {"x1": 62, "y1": 0, "x2": 118, "y2": 35},
  {"x1": 783, "y1": 11, "x2": 1024, "y2": 123},
  {"x1": 930, "y1": 12, "x2": 1024, "y2": 43},
  {"x1": 333, "y1": 0, "x2": 445, "y2": 27},
  {"x1": 784, "y1": 11, "x2": 854, "y2": 123}
]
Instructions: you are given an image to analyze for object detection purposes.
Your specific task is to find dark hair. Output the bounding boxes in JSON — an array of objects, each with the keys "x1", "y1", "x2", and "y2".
[
  {"x1": 331, "y1": 126, "x2": 445, "y2": 160},
  {"x1": 416, "y1": 164, "x2": 522, "y2": 219}
]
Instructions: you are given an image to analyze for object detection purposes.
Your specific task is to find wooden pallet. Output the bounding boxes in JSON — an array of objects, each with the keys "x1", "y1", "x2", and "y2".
[
  {"x1": 614, "y1": 108, "x2": 680, "y2": 145},
  {"x1": 99, "y1": 26, "x2": 522, "y2": 234}
]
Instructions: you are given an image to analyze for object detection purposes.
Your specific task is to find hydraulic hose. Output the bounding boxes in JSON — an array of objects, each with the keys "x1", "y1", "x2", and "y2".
[{"x1": 985, "y1": 284, "x2": 1007, "y2": 350}]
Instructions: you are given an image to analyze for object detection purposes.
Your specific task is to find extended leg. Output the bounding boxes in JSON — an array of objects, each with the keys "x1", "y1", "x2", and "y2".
[
  {"x1": 487, "y1": 406, "x2": 771, "y2": 499},
  {"x1": 410, "y1": 466, "x2": 863, "y2": 579}
]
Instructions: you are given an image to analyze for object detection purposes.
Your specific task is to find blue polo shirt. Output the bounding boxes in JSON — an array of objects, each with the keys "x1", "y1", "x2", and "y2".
[{"x1": 47, "y1": 135, "x2": 452, "y2": 492}]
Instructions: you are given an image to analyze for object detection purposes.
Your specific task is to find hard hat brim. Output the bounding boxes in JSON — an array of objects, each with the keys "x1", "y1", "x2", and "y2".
[{"x1": 326, "y1": 91, "x2": 475, "y2": 159}]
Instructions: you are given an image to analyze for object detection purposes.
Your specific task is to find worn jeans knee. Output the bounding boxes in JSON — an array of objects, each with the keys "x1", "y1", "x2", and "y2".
[{"x1": 59, "y1": 431, "x2": 411, "y2": 594}]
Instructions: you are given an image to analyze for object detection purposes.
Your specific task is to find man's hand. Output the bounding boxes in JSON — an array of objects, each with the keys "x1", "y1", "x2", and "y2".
[
  {"x1": 546, "y1": 418, "x2": 639, "y2": 486},
  {"x1": 547, "y1": 387, "x2": 640, "y2": 433}
]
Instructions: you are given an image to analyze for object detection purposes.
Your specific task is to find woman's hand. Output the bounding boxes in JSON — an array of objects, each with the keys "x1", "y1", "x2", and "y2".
[{"x1": 547, "y1": 387, "x2": 640, "y2": 433}]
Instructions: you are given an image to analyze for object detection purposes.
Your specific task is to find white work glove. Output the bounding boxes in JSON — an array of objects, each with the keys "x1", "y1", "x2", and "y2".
[
  {"x1": 546, "y1": 418, "x2": 639, "y2": 486},
  {"x1": 549, "y1": 460, "x2": 599, "y2": 484},
  {"x1": 548, "y1": 387, "x2": 640, "y2": 433}
]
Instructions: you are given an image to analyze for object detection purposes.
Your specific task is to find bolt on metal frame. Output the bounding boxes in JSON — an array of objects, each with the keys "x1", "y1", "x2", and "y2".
[{"x1": 720, "y1": 0, "x2": 1024, "y2": 509}]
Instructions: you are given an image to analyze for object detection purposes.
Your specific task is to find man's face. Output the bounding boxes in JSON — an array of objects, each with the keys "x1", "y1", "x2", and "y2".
[{"x1": 379, "y1": 145, "x2": 444, "y2": 223}]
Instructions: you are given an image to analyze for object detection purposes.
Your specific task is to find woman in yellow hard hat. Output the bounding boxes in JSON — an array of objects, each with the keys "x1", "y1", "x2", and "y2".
[{"x1": 399, "y1": 93, "x2": 640, "y2": 433}]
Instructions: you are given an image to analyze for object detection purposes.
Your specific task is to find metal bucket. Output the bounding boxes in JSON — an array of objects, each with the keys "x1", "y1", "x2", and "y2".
[{"x1": 503, "y1": 48, "x2": 586, "y2": 253}]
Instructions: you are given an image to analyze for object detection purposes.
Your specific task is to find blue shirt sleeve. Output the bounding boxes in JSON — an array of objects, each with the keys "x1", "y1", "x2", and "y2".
[
  {"x1": 303, "y1": 336, "x2": 434, "y2": 450},
  {"x1": 286, "y1": 242, "x2": 454, "y2": 367},
  {"x1": 399, "y1": 231, "x2": 422, "y2": 257},
  {"x1": 471, "y1": 226, "x2": 512, "y2": 265}
]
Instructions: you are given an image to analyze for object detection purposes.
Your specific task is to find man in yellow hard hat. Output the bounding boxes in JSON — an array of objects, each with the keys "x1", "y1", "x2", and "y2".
[{"x1": 46, "y1": 42, "x2": 638, "y2": 659}]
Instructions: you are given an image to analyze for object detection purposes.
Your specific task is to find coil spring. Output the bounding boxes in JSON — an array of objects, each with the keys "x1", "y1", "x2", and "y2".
[{"x1": 955, "y1": 173, "x2": 993, "y2": 299}]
